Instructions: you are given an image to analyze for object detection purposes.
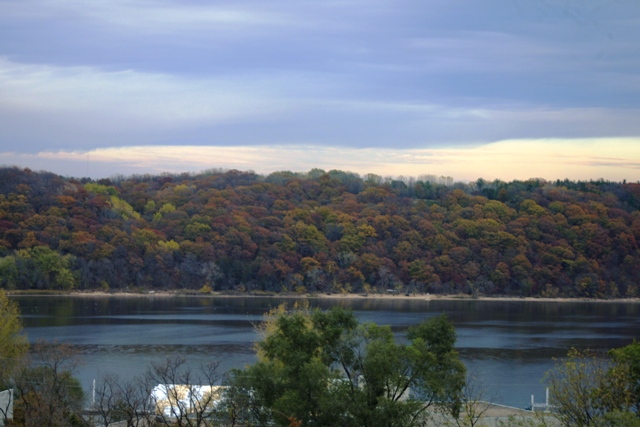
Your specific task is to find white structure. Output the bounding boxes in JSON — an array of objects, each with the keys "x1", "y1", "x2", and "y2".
[
  {"x1": 150, "y1": 384, "x2": 225, "y2": 418},
  {"x1": 0, "y1": 389, "x2": 13, "y2": 427},
  {"x1": 531, "y1": 387, "x2": 553, "y2": 412}
]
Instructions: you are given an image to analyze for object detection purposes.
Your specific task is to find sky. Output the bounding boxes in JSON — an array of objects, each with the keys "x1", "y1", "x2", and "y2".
[{"x1": 1, "y1": 0, "x2": 639, "y2": 182}]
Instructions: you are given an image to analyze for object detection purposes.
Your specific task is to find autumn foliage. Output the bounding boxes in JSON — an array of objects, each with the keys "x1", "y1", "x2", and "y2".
[{"x1": 1, "y1": 166, "x2": 639, "y2": 298}]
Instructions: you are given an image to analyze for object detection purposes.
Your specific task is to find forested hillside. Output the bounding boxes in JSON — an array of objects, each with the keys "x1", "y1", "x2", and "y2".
[{"x1": 1, "y1": 166, "x2": 639, "y2": 298}]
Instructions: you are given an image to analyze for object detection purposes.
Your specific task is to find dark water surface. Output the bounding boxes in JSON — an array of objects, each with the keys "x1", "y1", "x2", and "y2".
[{"x1": 12, "y1": 296, "x2": 640, "y2": 408}]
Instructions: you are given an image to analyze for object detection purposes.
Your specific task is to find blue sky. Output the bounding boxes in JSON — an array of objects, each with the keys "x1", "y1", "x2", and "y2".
[{"x1": 1, "y1": 0, "x2": 639, "y2": 181}]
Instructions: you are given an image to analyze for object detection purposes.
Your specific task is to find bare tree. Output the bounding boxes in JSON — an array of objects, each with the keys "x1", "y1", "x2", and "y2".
[
  {"x1": 93, "y1": 373, "x2": 120, "y2": 427},
  {"x1": 116, "y1": 374, "x2": 154, "y2": 427},
  {"x1": 93, "y1": 372, "x2": 155, "y2": 427},
  {"x1": 146, "y1": 356, "x2": 222, "y2": 427},
  {"x1": 12, "y1": 341, "x2": 84, "y2": 427},
  {"x1": 446, "y1": 372, "x2": 497, "y2": 427}
]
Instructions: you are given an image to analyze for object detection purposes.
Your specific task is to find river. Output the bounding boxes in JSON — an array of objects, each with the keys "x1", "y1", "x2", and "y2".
[{"x1": 11, "y1": 295, "x2": 640, "y2": 409}]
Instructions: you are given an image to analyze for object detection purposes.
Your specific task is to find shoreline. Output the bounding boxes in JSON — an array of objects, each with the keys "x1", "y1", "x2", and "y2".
[{"x1": 7, "y1": 289, "x2": 640, "y2": 304}]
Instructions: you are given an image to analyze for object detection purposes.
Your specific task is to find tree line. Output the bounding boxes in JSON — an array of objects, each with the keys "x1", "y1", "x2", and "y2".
[{"x1": 1, "y1": 166, "x2": 640, "y2": 298}]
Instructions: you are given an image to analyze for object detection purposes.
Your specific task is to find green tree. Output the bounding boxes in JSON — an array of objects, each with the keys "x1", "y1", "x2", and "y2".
[
  {"x1": 598, "y1": 412, "x2": 640, "y2": 427},
  {"x1": 226, "y1": 305, "x2": 465, "y2": 427},
  {"x1": 610, "y1": 341, "x2": 640, "y2": 415},
  {"x1": 0, "y1": 256, "x2": 19, "y2": 290},
  {"x1": 14, "y1": 246, "x2": 77, "y2": 290},
  {"x1": 545, "y1": 348, "x2": 635, "y2": 427},
  {"x1": 0, "y1": 289, "x2": 28, "y2": 388},
  {"x1": 0, "y1": 289, "x2": 28, "y2": 426}
]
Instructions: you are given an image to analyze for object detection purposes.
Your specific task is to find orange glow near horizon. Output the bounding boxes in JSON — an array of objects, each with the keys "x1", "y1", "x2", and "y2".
[{"x1": 2, "y1": 137, "x2": 639, "y2": 182}]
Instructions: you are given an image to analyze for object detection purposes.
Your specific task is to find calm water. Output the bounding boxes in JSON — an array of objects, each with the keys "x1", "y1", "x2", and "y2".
[{"x1": 12, "y1": 296, "x2": 640, "y2": 408}]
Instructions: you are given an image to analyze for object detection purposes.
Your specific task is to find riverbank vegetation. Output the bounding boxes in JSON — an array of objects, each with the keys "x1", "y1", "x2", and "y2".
[{"x1": 1, "y1": 166, "x2": 640, "y2": 298}]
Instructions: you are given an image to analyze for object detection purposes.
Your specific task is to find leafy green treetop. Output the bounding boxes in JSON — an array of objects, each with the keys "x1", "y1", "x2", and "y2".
[{"x1": 227, "y1": 304, "x2": 465, "y2": 427}]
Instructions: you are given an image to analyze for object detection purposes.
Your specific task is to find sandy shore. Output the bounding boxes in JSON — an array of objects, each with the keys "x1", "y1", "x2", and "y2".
[{"x1": 9, "y1": 289, "x2": 640, "y2": 303}]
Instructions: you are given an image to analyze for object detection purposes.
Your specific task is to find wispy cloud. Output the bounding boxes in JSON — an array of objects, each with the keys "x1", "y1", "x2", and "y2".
[
  {"x1": 0, "y1": 0, "x2": 289, "y2": 33},
  {"x1": 3, "y1": 57, "x2": 640, "y2": 154},
  {"x1": 0, "y1": 57, "x2": 284, "y2": 121}
]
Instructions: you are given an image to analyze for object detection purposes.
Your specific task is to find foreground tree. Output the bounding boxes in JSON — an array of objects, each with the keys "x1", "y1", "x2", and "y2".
[
  {"x1": 546, "y1": 345, "x2": 640, "y2": 427},
  {"x1": 92, "y1": 373, "x2": 123, "y2": 427},
  {"x1": 610, "y1": 341, "x2": 640, "y2": 415},
  {"x1": 93, "y1": 372, "x2": 158, "y2": 427},
  {"x1": 93, "y1": 357, "x2": 222, "y2": 427},
  {"x1": 225, "y1": 304, "x2": 466, "y2": 427},
  {"x1": 0, "y1": 289, "x2": 28, "y2": 425},
  {"x1": 12, "y1": 341, "x2": 85, "y2": 427},
  {"x1": 146, "y1": 356, "x2": 222, "y2": 427},
  {"x1": 446, "y1": 372, "x2": 497, "y2": 427},
  {"x1": 0, "y1": 290, "x2": 28, "y2": 387}
]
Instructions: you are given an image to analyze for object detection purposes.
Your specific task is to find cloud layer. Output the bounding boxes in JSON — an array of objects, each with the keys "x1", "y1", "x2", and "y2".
[{"x1": 1, "y1": 0, "x2": 639, "y2": 180}]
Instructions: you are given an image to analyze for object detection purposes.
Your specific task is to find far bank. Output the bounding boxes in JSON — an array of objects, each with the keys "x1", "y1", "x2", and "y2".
[{"x1": 8, "y1": 289, "x2": 640, "y2": 304}]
